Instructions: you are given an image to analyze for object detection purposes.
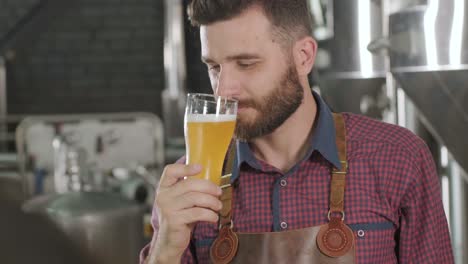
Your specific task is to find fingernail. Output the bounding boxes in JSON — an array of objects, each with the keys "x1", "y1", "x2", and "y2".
[{"x1": 192, "y1": 164, "x2": 202, "y2": 171}]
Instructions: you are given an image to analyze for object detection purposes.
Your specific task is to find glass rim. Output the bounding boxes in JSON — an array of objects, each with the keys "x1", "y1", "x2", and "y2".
[{"x1": 187, "y1": 93, "x2": 238, "y2": 104}]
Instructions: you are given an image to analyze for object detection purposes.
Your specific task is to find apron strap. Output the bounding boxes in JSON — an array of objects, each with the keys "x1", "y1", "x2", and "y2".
[
  {"x1": 329, "y1": 113, "x2": 348, "y2": 219},
  {"x1": 219, "y1": 141, "x2": 236, "y2": 228},
  {"x1": 218, "y1": 113, "x2": 348, "y2": 228}
]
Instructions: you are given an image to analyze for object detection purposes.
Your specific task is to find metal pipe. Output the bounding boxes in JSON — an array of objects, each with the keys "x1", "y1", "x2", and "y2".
[
  {"x1": 308, "y1": 0, "x2": 334, "y2": 40},
  {"x1": 0, "y1": 57, "x2": 7, "y2": 152},
  {"x1": 162, "y1": 0, "x2": 187, "y2": 142},
  {"x1": 381, "y1": 0, "x2": 398, "y2": 125},
  {"x1": 449, "y1": 159, "x2": 467, "y2": 264},
  {"x1": 163, "y1": 0, "x2": 186, "y2": 99}
]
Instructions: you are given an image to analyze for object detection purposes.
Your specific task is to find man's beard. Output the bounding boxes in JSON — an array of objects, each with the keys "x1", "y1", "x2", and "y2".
[{"x1": 235, "y1": 64, "x2": 304, "y2": 141}]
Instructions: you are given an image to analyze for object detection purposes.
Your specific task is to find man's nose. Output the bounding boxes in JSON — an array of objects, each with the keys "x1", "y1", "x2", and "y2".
[{"x1": 214, "y1": 69, "x2": 239, "y2": 99}]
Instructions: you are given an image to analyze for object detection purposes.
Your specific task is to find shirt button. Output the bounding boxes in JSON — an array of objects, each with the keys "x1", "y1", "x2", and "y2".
[
  {"x1": 280, "y1": 179, "x2": 287, "y2": 187},
  {"x1": 280, "y1": 221, "x2": 288, "y2": 229},
  {"x1": 357, "y1": 230, "x2": 365, "y2": 238}
]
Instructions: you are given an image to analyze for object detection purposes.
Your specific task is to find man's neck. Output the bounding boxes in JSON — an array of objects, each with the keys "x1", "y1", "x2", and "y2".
[{"x1": 249, "y1": 87, "x2": 317, "y2": 173}]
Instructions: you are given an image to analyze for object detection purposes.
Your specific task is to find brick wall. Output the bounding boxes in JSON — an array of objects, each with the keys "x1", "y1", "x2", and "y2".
[
  {"x1": 0, "y1": 0, "x2": 210, "y2": 116},
  {"x1": 0, "y1": 0, "x2": 39, "y2": 34}
]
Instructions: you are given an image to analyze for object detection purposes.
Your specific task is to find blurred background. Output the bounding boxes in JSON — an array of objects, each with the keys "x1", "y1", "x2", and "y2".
[{"x1": 0, "y1": 0, "x2": 467, "y2": 263}]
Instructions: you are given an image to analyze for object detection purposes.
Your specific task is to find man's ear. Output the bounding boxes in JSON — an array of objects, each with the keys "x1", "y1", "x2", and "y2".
[{"x1": 293, "y1": 36, "x2": 317, "y2": 76}]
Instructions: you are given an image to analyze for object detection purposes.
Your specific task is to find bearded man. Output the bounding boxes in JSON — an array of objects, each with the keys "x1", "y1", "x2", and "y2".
[{"x1": 141, "y1": 1, "x2": 454, "y2": 263}]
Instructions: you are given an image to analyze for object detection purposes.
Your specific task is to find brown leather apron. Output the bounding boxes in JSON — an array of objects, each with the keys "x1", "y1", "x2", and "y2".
[{"x1": 209, "y1": 113, "x2": 356, "y2": 264}]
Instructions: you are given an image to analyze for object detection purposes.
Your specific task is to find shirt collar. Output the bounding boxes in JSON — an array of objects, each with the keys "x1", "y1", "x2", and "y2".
[{"x1": 231, "y1": 90, "x2": 341, "y2": 182}]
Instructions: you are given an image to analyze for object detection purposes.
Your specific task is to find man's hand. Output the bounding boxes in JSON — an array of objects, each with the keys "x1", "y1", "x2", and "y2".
[{"x1": 146, "y1": 164, "x2": 222, "y2": 264}]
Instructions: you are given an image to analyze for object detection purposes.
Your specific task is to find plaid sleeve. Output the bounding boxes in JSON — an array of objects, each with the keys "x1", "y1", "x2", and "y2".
[
  {"x1": 398, "y1": 142, "x2": 454, "y2": 263},
  {"x1": 139, "y1": 204, "x2": 196, "y2": 264}
]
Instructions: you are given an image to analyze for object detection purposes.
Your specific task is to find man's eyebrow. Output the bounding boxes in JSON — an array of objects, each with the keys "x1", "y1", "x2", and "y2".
[
  {"x1": 226, "y1": 53, "x2": 261, "y2": 61},
  {"x1": 201, "y1": 53, "x2": 261, "y2": 64}
]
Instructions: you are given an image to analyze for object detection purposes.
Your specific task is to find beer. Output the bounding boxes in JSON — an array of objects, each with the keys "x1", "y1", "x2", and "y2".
[{"x1": 184, "y1": 114, "x2": 236, "y2": 185}]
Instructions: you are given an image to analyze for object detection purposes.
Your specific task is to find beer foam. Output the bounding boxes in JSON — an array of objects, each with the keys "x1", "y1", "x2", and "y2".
[{"x1": 186, "y1": 114, "x2": 236, "y2": 122}]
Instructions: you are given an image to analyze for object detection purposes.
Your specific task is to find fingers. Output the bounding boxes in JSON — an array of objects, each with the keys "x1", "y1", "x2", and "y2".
[
  {"x1": 151, "y1": 164, "x2": 223, "y2": 261},
  {"x1": 170, "y1": 178, "x2": 222, "y2": 198},
  {"x1": 159, "y1": 164, "x2": 202, "y2": 188},
  {"x1": 156, "y1": 179, "x2": 223, "y2": 216},
  {"x1": 155, "y1": 163, "x2": 223, "y2": 231},
  {"x1": 160, "y1": 207, "x2": 219, "y2": 237},
  {"x1": 177, "y1": 207, "x2": 220, "y2": 225},
  {"x1": 171, "y1": 192, "x2": 223, "y2": 212}
]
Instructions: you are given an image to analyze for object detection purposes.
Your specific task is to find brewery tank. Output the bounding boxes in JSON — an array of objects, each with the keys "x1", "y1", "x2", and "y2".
[
  {"x1": 372, "y1": 1, "x2": 468, "y2": 262},
  {"x1": 23, "y1": 191, "x2": 145, "y2": 264},
  {"x1": 383, "y1": 1, "x2": 468, "y2": 173},
  {"x1": 311, "y1": 0, "x2": 388, "y2": 119},
  {"x1": 21, "y1": 119, "x2": 147, "y2": 264}
]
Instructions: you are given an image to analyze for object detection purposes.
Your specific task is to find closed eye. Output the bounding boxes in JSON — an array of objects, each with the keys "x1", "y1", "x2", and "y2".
[{"x1": 237, "y1": 60, "x2": 257, "y2": 69}]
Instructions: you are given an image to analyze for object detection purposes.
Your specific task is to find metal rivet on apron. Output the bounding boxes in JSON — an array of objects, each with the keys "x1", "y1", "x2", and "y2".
[
  {"x1": 280, "y1": 222, "x2": 288, "y2": 229},
  {"x1": 357, "y1": 230, "x2": 365, "y2": 238},
  {"x1": 280, "y1": 179, "x2": 287, "y2": 187}
]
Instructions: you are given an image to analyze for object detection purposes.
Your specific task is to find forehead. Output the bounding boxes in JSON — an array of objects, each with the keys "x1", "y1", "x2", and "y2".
[{"x1": 199, "y1": 7, "x2": 279, "y2": 60}]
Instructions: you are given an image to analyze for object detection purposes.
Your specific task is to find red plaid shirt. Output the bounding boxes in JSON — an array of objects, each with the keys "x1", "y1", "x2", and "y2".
[{"x1": 141, "y1": 93, "x2": 454, "y2": 263}]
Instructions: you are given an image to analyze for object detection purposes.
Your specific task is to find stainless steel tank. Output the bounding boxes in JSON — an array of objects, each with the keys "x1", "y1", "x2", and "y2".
[
  {"x1": 322, "y1": 0, "x2": 385, "y2": 75},
  {"x1": 372, "y1": 1, "x2": 468, "y2": 262},
  {"x1": 313, "y1": 0, "x2": 388, "y2": 119},
  {"x1": 381, "y1": 1, "x2": 468, "y2": 173},
  {"x1": 23, "y1": 192, "x2": 145, "y2": 264}
]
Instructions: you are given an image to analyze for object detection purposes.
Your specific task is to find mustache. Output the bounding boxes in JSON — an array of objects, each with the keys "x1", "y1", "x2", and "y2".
[{"x1": 238, "y1": 100, "x2": 258, "y2": 109}]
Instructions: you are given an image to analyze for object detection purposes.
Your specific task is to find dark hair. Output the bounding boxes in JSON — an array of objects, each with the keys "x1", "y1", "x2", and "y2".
[{"x1": 187, "y1": 0, "x2": 313, "y2": 45}]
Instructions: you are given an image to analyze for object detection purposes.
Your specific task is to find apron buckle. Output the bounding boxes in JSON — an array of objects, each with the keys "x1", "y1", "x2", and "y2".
[
  {"x1": 328, "y1": 210, "x2": 345, "y2": 221},
  {"x1": 210, "y1": 223, "x2": 239, "y2": 264}
]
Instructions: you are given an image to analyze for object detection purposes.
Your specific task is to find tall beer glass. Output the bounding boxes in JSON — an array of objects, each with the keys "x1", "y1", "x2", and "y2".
[{"x1": 184, "y1": 94, "x2": 237, "y2": 186}]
